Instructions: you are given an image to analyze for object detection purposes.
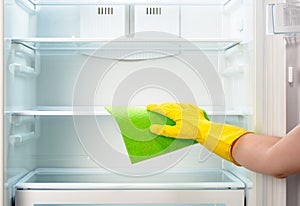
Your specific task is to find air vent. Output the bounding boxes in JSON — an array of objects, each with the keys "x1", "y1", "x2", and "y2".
[
  {"x1": 98, "y1": 7, "x2": 114, "y2": 15},
  {"x1": 146, "y1": 7, "x2": 162, "y2": 15}
]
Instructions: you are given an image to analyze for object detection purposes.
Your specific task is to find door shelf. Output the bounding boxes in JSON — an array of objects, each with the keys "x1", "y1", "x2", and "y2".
[
  {"x1": 5, "y1": 106, "x2": 252, "y2": 116},
  {"x1": 268, "y1": 3, "x2": 300, "y2": 34},
  {"x1": 11, "y1": 38, "x2": 241, "y2": 53}
]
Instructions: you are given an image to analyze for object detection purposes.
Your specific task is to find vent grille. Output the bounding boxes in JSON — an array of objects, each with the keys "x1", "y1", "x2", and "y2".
[
  {"x1": 98, "y1": 7, "x2": 114, "y2": 15},
  {"x1": 146, "y1": 7, "x2": 162, "y2": 15}
]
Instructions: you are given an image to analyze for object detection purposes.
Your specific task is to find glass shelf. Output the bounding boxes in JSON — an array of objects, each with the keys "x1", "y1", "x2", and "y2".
[
  {"x1": 4, "y1": 106, "x2": 109, "y2": 116},
  {"x1": 269, "y1": 3, "x2": 300, "y2": 34},
  {"x1": 15, "y1": 168, "x2": 245, "y2": 189},
  {"x1": 18, "y1": 0, "x2": 233, "y2": 6},
  {"x1": 11, "y1": 38, "x2": 241, "y2": 53},
  {"x1": 4, "y1": 106, "x2": 252, "y2": 116}
]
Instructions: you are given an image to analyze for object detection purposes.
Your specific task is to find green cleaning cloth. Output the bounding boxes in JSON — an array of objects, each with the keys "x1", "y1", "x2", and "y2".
[{"x1": 105, "y1": 106, "x2": 208, "y2": 164}]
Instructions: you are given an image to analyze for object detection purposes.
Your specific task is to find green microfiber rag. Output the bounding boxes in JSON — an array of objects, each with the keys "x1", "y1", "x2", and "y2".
[{"x1": 105, "y1": 106, "x2": 208, "y2": 164}]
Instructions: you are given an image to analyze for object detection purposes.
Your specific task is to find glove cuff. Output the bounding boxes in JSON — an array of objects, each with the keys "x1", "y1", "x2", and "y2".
[{"x1": 197, "y1": 122, "x2": 249, "y2": 165}]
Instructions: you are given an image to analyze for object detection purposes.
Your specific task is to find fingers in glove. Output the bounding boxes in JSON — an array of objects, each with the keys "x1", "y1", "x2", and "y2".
[
  {"x1": 149, "y1": 124, "x2": 180, "y2": 138},
  {"x1": 147, "y1": 103, "x2": 180, "y2": 121}
]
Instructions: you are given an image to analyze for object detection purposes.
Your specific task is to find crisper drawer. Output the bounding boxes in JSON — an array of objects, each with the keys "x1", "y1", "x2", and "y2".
[{"x1": 14, "y1": 168, "x2": 245, "y2": 206}]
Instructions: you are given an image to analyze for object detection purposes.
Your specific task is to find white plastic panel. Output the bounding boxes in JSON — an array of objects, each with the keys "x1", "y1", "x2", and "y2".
[
  {"x1": 36, "y1": 6, "x2": 80, "y2": 38},
  {"x1": 134, "y1": 5, "x2": 179, "y2": 35},
  {"x1": 15, "y1": 189, "x2": 244, "y2": 206},
  {"x1": 80, "y1": 6, "x2": 126, "y2": 39},
  {"x1": 181, "y1": 6, "x2": 223, "y2": 39}
]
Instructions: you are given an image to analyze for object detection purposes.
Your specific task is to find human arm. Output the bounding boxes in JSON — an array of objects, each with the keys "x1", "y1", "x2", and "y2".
[
  {"x1": 147, "y1": 102, "x2": 300, "y2": 178},
  {"x1": 232, "y1": 124, "x2": 300, "y2": 178}
]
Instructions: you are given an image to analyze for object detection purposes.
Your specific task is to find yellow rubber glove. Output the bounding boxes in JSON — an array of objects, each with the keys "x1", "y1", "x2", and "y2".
[{"x1": 147, "y1": 102, "x2": 249, "y2": 165}]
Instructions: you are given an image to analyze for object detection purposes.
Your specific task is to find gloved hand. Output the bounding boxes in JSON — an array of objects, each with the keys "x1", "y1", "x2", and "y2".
[{"x1": 147, "y1": 102, "x2": 249, "y2": 165}]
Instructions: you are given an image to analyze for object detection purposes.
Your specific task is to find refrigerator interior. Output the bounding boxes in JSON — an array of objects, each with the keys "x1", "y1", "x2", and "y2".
[{"x1": 3, "y1": 0, "x2": 259, "y2": 205}]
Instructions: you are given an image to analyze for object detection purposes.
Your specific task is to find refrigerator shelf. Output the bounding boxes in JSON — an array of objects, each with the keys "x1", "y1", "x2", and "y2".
[
  {"x1": 10, "y1": 38, "x2": 241, "y2": 52},
  {"x1": 4, "y1": 106, "x2": 252, "y2": 116},
  {"x1": 17, "y1": 0, "x2": 233, "y2": 6},
  {"x1": 15, "y1": 168, "x2": 245, "y2": 190},
  {"x1": 268, "y1": 3, "x2": 300, "y2": 34},
  {"x1": 5, "y1": 106, "x2": 109, "y2": 116}
]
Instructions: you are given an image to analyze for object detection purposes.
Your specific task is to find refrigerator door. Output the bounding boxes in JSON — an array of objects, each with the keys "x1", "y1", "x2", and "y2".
[
  {"x1": 284, "y1": 2, "x2": 300, "y2": 205},
  {"x1": 266, "y1": 1, "x2": 300, "y2": 206},
  {"x1": 286, "y1": 36, "x2": 300, "y2": 206},
  {"x1": 0, "y1": 0, "x2": 4, "y2": 204}
]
